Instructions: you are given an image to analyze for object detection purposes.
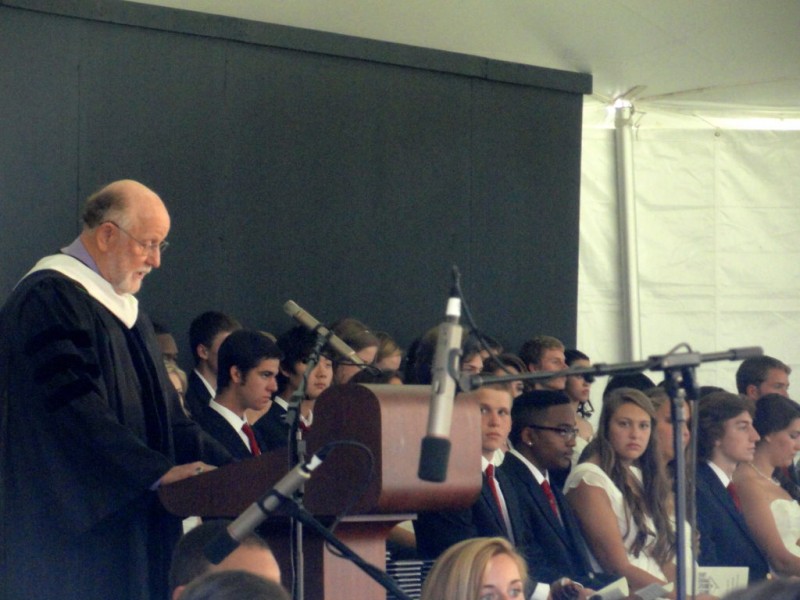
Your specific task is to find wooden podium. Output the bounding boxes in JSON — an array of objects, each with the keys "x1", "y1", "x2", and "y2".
[{"x1": 159, "y1": 384, "x2": 481, "y2": 599}]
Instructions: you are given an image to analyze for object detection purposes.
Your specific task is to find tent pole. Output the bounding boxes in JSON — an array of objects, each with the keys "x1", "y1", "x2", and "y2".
[{"x1": 614, "y1": 104, "x2": 641, "y2": 360}]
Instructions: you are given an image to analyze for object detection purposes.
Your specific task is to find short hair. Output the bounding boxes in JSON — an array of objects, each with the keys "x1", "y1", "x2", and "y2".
[
  {"x1": 275, "y1": 326, "x2": 333, "y2": 393},
  {"x1": 189, "y1": 311, "x2": 242, "y2": 364},
  {"x1": 217, "y1": 330, "x2": 283, "y2": 391},
  {"x1": 564, "y1": 349, "x2": 589, "y2": 365},
  {"x1": 603, "y1": 372, "x2": 656, "y2": 400},
  {"x1": 81, "y1": 183, "x2": 129, "y2": 229},
  {"x1": 696, "y1": 391, "x2": 755, "y2": 461},
  {"x1": 420, "y1": 537, "x2": 528, "y2": 600},
  {"x1": 482, "y1": 352, "x2": 526, "y2": 375},
  {"x1": 180, "y1": 571, "x2": 290, "y2": 600},
  {"x1": 735, "y1": 355, "x2": 792, "y2": 395},
  {"x1": 753, "y1": 393, "x2": 800, "y2": 438},
  {"x1": 509, "y1": 389, "x2": 571, "y2": 446},
  {"x1": 168, "y1": 520, "x2": 273, "y2": 594},
  {"x1": 518, "y1": 335, "x2": 564, "y2": 368}
]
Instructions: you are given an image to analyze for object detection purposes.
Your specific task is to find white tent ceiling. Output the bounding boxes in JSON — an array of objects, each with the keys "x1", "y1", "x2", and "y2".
[{"x1": 128, "y1": 0, "x2": 800, "y2": 116}]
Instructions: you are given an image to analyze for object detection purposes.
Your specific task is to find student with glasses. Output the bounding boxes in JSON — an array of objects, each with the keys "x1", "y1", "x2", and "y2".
[
  {"x1": 500, "y1": 390, "x2": 614, "y2": 599},
  {"x1": 563, "y1": 388, "x2": 706, "y2": 598}
]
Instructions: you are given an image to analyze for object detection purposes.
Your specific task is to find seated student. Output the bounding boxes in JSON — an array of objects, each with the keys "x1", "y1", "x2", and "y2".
[
  {"x1": 194, "y1": 330, "x2": 281, "y2": 460},
  {"x1": 734, "y1": 394, "x2": 800, "y2": 576},
  {"x1": 694, "y1": 392, "x2": 769, "y2": 583},
  {"x1": 415, "y1": 386, "x2": 522, "y2": 559},
  {"x1": 168, "y1": 520, "x2": 281, "y2": 600},
  {"x1": 185, "y1": 311, "x2": 242, "y2": 419},
  {"x1": 482, "y1": 353, "x2": 527, "y2": 399},
  {"x1": 374, "y1": 330, "x2": 403, "y2": 372},
  {"x1": 179, "y1": 571, "x2": 289, "y2": 600},
  {"x1": 518, "y1": 335, "x2": 568, "y2": 393},
  {"x1": 252, "y1": 326, "x2": 334, "y2": 451},
  {"x1": 564, "y1": 388, "x2": 680, "y2": 594},
  {"x1": 501, "y1": 390, "x2": 611, "y2": 598}
]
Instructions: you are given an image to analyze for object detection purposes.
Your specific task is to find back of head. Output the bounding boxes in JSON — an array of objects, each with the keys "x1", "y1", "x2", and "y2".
[
  {"x1": 217, "y1": 330, "x2": 283, "y2": 391},
  {"x1": 421, "y1": 537, "x2": 527, "y2": 600},
  {"x1": 509, "y1": 389, "x2": 571, "y2": 446},
  {"x1": 736, "y1": 355, "x2": 791, "y2": 394},
  {"x1": 179, "y1": 571, "x2": 289, "y2": 600},
  {"x1": 189, "y1": 311, "x2": 242, "y2": 364},
  {"x1": 603, "y1": 373, "x2": 656, "y2": 400},
  {"x1": 169, "y1": 520, "x2": 277, "y2": 596},
  {"x1": 696, "y1": 391, "x2": 754, "y2": 461},
  {"x1": 329, "y1": 317, "x2": 379, "y2": 353},
  {"x1": 753, "y1": 393, "x2": 800, "y2": 438}
]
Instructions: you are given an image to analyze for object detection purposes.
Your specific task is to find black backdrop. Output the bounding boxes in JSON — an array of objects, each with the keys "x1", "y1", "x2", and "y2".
[{"x1": 0, "y1": 0, "x2": 591, "y2": 367}]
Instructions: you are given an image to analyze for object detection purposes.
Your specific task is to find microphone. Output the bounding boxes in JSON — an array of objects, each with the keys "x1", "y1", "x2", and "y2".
[
  {"x1": 418, "y1": 268, "x2": 463, "y2": 482},
  {"x1": 204, "y1": 448, "x2": 329, "y2": 564},
  {"x1": 283, "y1": 300, "x2": 365, "y2": 366}
]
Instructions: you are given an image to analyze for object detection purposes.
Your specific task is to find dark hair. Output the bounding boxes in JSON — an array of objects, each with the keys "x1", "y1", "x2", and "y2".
[
  {"x1": 753, "y1": 393, "x2": 800, "y2": 438},
  {"x1": 168, "y1": 520, "x2": 273, "y2": 594},
  {"x1": 589, "y1": 387, "x2": 675, "y2": 565},
  {"x1": 188, "y1": 311, "x2": 242, "y2": 364},
  {"x1": 81, "y1": 183, "x2": 129, "y2": 229},
  {"x1": 602, "y1": 373, "x2": 656, "y2": 400},
  {"x1": 180, "y1": 571, "x2": 290, "y2": 600},
  {"x1": 564, "y1": 348, "x2": 594, "y2": 417},
  {"x1": 275, "y1": 326, "x2": 333, "y2": 395},
  {"x1": 217, "y1": 330, "x2": 283, "y2": 391},
  {"x1": 736, "y1": 356, "x2": 791, "y2": 395},
  {"x1": 412, "y1": 325, "x2": 481, "y2": 385},
  {"x1": 348, "y1": 368, "x2": 400, "y2": 385},
  {"x1": 509, "y1": 390, "x2": 571, "y2": 446},
  {"x1": 518, "y1": 335, "x2": 564, "y2": 369},
  {"x1": 696, "y1": 392, "x2": 755, "y2": 461}
]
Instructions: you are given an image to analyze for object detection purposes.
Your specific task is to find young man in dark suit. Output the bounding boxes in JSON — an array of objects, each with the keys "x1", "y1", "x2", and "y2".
[
  {"x1": 695, "y1": 391, "x2": 769, "y2": 583},
  {"x1": 501, "y1": 390, "x2": 613, "y2": 599},
  {"x1": 196, "y1": 330, "x2": 281, "y2": 460}
]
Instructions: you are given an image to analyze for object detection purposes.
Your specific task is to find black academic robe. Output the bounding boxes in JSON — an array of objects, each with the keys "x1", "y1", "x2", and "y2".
[
  {"x1": 695, "y1": 462, "x2": 770, "y2": 583},
  {"x1": 0, "y1": 270, "x2": 232, "y2": 600},
  {"x1": 252, "y1": 400, "x2": 291, "y2": 451},
  {"x1": 414, "y1": 464, "x2": 525, "y2": 560},
  {"x1": 501, "y1": 452, "x2": 615, "y2": 589}
]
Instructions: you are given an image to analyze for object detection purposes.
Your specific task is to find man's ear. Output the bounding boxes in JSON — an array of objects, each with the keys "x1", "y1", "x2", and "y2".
[
  {"x1": 229, "y1": 366, "x2": 243, "y2": 384},
  {"x1": 197, "y1": 344, "x2": 209, "y2": 361},
  {"x1": 95, "y1": 222, "x2": 116, "y2": 252}
]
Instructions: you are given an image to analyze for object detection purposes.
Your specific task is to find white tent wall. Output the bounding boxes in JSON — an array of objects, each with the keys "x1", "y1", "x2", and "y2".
[{"x1": 578, "y1": 109, "x2": 800, "y2": 400}]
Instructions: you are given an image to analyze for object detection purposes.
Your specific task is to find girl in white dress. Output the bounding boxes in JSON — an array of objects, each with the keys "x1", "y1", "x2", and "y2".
[
  {"x1": 734, "y1": 393, "x2": 800, "y2": 576},
  {"x1": 564, "y1": 388, "x2": 679, "y2": 594}
]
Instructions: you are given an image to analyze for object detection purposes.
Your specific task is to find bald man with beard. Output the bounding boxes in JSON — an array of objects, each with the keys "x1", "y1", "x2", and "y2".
[{"x1": 0, "y1": 180, "x2": 232, "y2": 600}]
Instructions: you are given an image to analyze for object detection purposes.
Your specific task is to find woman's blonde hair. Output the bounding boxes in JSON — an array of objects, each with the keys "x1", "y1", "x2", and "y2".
[{"x1": 421, "y1": 537, "x2": 527, "y2": 600}]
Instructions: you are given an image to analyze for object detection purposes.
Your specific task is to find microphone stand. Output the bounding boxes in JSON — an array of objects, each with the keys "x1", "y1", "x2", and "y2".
[
  {"x1": 283, "y1": 331, "x2": 329, "y2": 600},
  {"x1": 465, "y1": 345, "x2": 762, "y2": 600},
  {"x1": 280, "y1": 498, "x2": 413, "y2": 600}
]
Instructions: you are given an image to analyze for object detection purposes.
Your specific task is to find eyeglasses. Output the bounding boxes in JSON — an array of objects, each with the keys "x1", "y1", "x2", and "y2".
[
  {"x1": 105, "y1": 221, "x2": 169, "y2": 255},
  {"x1": 525, "y1": 424, "x2": 580, "y2": 441}
]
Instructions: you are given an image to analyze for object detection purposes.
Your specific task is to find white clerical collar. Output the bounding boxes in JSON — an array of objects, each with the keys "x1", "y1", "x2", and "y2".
[{"x1": 22, "y1": 254, "x2": 138, "y2": 328}]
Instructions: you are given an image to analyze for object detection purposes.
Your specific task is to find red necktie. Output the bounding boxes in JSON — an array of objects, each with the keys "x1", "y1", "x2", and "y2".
[
  {"x1": 242, "y1": 422, "x2": 261, "y2": 456},
  {"x1": 485, "y1": 464, "x2": 504, "y2": 516},
  {"x1": 727, "y1": 482, "x2": 742, "y2": 512},
  {"x1": 541, "y1": 479, "x2": 560, "y2": 520}
]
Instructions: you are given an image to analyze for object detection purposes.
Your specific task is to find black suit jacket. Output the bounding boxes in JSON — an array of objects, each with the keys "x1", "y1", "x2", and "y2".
[
  {"x1": 252, "y1": 401, "x2": 291, "y2": 451},
  {"x1": 501, "y1": 452, "x2": 614, "y2": 589},
  {"x1": 695, "y1": 461, "x2": 770, "y2": 582},
  {"x1": 184, "y1": 370, "x2": 213, "y2": 421},
  {"x1": 414, "y1": 464, "x2": 525, "y2": 560},
  {"x1": 195, "y1": 406, "x2": 264, "y2": 461}
]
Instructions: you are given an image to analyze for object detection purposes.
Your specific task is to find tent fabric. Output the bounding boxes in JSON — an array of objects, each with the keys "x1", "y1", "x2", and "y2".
[{"x1": 578, "y1": 111, "x2": 800, "y2": 393}]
